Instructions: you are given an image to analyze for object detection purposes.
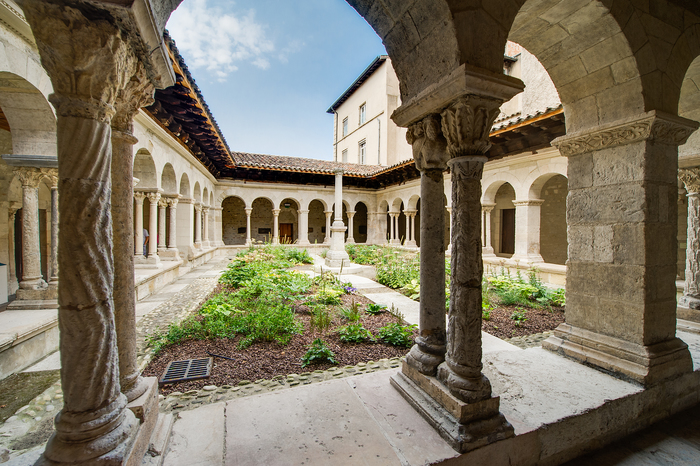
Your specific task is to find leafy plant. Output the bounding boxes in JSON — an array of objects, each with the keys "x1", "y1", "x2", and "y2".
[
  {"x1": 301, "y1": 338, "x2": 337, "y2": 367},
  {"x1": 401, "y1": 279, "x2": 421, "y2": 300},
  {"x1": 377, "y1": 323, "x2": 415, "y2": 347},
  {"x1": 340, "y1": 301, "x2": 362, "y2": 322},
  {"x1": 365, "y1": 303, "x2": 386, "y2": 315},
  {"x1": 510, "y1": 308, "x2": 528, "y2": 327},
  {"x1": 338, "y1": 322, "x2": 374, "y2": 343},
  {"x1": 286, "y1": 248, "x2": 313, "y2": 264},
  {"x1": 309, "y1": 305, "x2": 333, "y2": 333},
  {"x1": 315, "y1": 288, "x2": 343, "y2": 305},
  {"x1": 387, "y1": 303, "x2": 406, "y2": 324},
  {"x1": 482, "y1": 308, "x2": 492, "y2": 320}
]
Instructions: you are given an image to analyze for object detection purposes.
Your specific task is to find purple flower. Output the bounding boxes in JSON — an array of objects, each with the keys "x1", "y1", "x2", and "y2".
[{"x1": 344, "y1": 286, "x2": 357, "y2": 294}]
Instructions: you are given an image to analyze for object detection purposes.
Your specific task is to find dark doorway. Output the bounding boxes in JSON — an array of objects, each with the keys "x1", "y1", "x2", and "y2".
[
  {"x1": 280, "y1": 223, "x2": 293, "y2": 243},
  {"x1": 501, "y1": 208, "x2": 515, "y2": 255}
]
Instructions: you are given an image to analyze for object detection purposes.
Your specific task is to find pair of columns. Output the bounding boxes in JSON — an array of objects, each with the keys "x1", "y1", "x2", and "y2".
[
  {"x1": 242, "y1": 206, "x2": 303, "y2": 246},
  {"x1": 133, "y1": 191, "x2": 181, "y2": 261},
  {"x1": 387, "y1": 210, "x2": 418, "y2": 246},
  {"x1": 481, "y1": 200, "x2": 544, "y2": 262},
  {"x1": 194, "y1": 202, "x2": 211, "y2": 248},
  {"x1": 12, "y1": 167, "x2": 59, "y2": 299}
]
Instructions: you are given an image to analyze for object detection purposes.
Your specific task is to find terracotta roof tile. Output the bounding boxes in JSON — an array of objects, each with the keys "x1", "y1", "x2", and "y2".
[{"x1": 230, "y1": 152, "x2": 386, "y2": 176}]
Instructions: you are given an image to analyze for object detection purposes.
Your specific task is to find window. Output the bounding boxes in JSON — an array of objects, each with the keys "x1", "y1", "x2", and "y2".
[
  {"x1": 342, "y1": 149, "x2": 348, "y2": 163},
  {"x1": 342, "y1": 117, "x2": 348, "y2": 137},
  {"x1": 359, "y1": 103, "x2": 366, "y2": 125},
  {"x1": 359, "y1": 140, "x2": 366, "y2": 165}
]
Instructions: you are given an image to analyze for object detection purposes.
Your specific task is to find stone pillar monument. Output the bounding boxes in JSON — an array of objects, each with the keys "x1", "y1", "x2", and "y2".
[
  {"x1": 245, "y1": 207, "x2": 253, "y2": 245},
  {"x1": 14, "y1": 167, "x2": 48, "y2": 297},
  {"x1": 326, "y1": 169, "x2": 349, "y2": 267},
  {"x1": 678, "y1": 167, "x2": 700, "y2": 321},
  {"x1": 298, "y1": 209, "x2": 310, "y2": 245}
]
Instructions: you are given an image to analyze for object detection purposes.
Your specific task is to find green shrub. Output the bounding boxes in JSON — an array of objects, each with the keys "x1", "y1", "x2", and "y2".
[
  {"x1": 309, "y1": 305, "x2": 333, "y2": 333},
  {"x1": 510, "y1": 308, "x2": 528, "y2": 327},
  {"x1": 338, "y1": 323, "x2": 374, "y2": 343},
  {"x1": 286, "y1": 248, "x2": 313, "y2": 264},
  {"x1": 400, "y1": 279, "x2": 421, "y2": 300},
  {"x1": 301, "y1": 338, "x2": 337, "y2": 367},
  {"x1": 365, "y1": 303, "x2": 386, "y2": 315},
  {"x1": 377, "y1": 323, "x2": 416, "y2": 347},
  {"x1": 339, "y1": 301, "x2": 362, "y2": 322}
]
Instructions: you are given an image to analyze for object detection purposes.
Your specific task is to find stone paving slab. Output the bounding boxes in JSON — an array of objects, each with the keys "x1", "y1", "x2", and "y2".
[
  {"x1": 164, "y1": 402, "x2": 225, "y2": 466},
  {"x1": 225, "y1": 375, "x2": 402, "y2": 466}
]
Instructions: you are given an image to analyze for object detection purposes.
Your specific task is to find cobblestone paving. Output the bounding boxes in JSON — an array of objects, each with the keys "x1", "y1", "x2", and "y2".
[
  {"x1": 504, "y1": 331, "x2": 553, "y2": 349},
  {"x1": 159, "y1": 357, "x2": 403, "y2": 414}
]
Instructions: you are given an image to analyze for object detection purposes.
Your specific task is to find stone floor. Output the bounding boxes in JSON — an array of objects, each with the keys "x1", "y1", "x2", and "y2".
[{"x1": 1, "y1": 254, "x2": 700, "y2": 465}]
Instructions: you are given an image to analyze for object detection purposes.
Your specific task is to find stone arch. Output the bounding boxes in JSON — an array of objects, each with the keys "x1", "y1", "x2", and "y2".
[
  {"x1": 160, "y1": 163, "x2": 177, "y2": 195},
  {"x1": 0, "y1": 72, "x2": 56, "y2": 157},
  {"x1": 390, "y1": 197, "x2": 403, "y2": 212},
  {"x1": 508, "y1": 0, "x2": 645, "y2": 132},
  {"x1": 279, "y1": 198, "x2": 299, "y2": 243},
  {"x1": 407, "y1": 194, "x2": 420, "y2": 211},
  {"x1": 527, "y1": 169, "x2": 568, "y2": 200},
  {"x1": 308, "y1": 199, "x2": 327, "y2": 244},
  {"x1": 133, "y1": 149, "x2": 157, "y2": 189},
  {"x1": 665, "y1": 23, "x2": 700, "y2": 117},
  {"x1": 251, "y1": 197, "x2": 274, "y2": 243},
  {"x1": 193, "y1": 182, "x2": 201, "y2": 203},
  {"x1": 179, "y1": 173, "x2": 190, "y2": 198},
  {"x1": 210, "y1": 192, "x2": 214, "y2": 206},
  {"x1": 222, "y1": 196, "x2": 247, "y2": 245},
  {"x1": 203, "y1": 187, "x2": 209, "y2": 206},
  {"x1": 353, "y1": 201, "x2": 368, "y2": 244},
  {"x1": 483, "y1": 175, "x2": 522, "y2": 204}
]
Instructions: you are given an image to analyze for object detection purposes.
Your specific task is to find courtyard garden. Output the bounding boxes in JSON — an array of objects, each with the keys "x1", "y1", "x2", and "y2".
[{"x1": 144, "y1": 244, "x2": 565, "y2": 394}]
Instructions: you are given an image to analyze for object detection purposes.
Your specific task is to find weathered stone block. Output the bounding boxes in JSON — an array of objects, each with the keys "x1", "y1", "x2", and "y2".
[
  {"x1": 567, "y1": 225, "x2": 593, "y2": 261},
  {"x1": 549, "y1": 55, "x2": 588, "y2": 87},
  {"x1": 593, "y1": 225, "x2": 614, "y2": 263},
  {"x1": 560, "y1": 66, "x2": 614, "y2": 104},
  {"x1": 567, "y1": 184, "x2": 646, "y2": 224},
  {"x1": 580, "y1": 33, "x2": 629, "y2": 74},
  {"x1": 611, "y1": 56, "x2": 640, "y2": 85},
  {"x1": 612, "y1": 223, "x2": 644, "y2": 265}
]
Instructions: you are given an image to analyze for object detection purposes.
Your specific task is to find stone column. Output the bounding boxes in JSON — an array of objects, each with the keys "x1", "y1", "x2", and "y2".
[
  {"x1": 404, "y1": 114, "x2": 448, "y2": 376},
  {"x1": 346, "y1": 210, "x2": 356, "y2": 244},
  {"x1": 7, "y1": 207, "x2": 18, "y2": 293},
  {"x1": 404, "y1": 211, "x2": 411, "y2": 245},
  {"x1": 14, "y1": 167, "x2": 47, "y2": 293},
  {"x1": 134, "y1": 192, "x2": 146, "y2": 258},
  {"x1": 157, "y1": 199, "x2": 167, "y2": 253},
  {"x1": 202, "y1": 207, "x2": 210, "y2": 247},
  {"x1": 678, "y1": 168, "x2": 700, "y2": 319},
  {"x1": 177, "y1": 198, "x2": 195, "y2": 259},
  {"x1": 245, "y1": 207, "x2": 253, "y2": 246},
  {"x1": 512, "y1": 199, "x2": 545, "y2": 263},
  {"x1": 543, "y1": 111, "x2": 696, "y2": 386},
  {"x1": 446, "y1": 206, "x2": 453, "y2": 253},
  {"x1": 326, "y1": 169, "x2": 350, "y2": 266},
  {"x1": 406, "y1": 211, "x2": 417, "y2": 247},
  {"x1": 482, "y1": 203, "x2": 496, "y2": 256},
  {"x1": 20, "y1": 2, "x2": 145, "y2": 461},
  {"x1": 46, "y1": 170, "x2": 59, "y2": 285},
  {"x1": 146, "y1": 192, "x2": 161, "y2": 258},
  {"x1": 194, "y1": 203, "x2": 202, "y2": 248},
  {"x1": 323, "y1": 210, "x2": 332, "y2": 244},
  {"x1": 111, "y1": 64, "x2": 154, "y2": 402},
  {"x1": 272, "y1": 208, "x2": 280, "y2": 244},
  {"x1": 298, "y1": 209, "x2": 310, "y2": 246},
  {"x1": 167, "y1": 197, "x2": 179, "y2": 250}
]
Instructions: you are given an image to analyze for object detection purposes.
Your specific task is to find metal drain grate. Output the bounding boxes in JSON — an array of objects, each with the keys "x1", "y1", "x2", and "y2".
[{"x1": 159, "y1": 357, "x2": 213, "y2": 385}]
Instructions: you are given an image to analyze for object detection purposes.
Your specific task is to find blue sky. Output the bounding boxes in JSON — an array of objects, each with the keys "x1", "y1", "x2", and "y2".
[{"x1": 167, "y1": 0, "x2": 387, "y2": 161}]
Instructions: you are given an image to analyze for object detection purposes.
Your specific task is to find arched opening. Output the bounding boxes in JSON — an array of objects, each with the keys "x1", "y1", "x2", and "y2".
[
  {"x1": 133, "y1": 150, "x2": 157, "y2": 189},
  {"x1": 222, "y1": 196, "x2": 247, "y2": 245},
  {"x1": 251, "y1": 197, "x2": 274, "y2": 243},
  {"x1": 161, "y1": 164, "x2": 177, "y2": 195},
  {"x1": 279, "y1": 198, "x2": 299, "y2": 243},
  {"x1": 535, "y1": 174, "x2": 568, "y2": 265},
  {"x1": 179, "y1": 173, "x2": 190, "y2": 198},
  {"x1": 354, "y1": 201, "x2": 368, "y2": 244},
  {"x1": 493, "y1": 183, "x2": 516, "y2": 257},
  {"x1": 308, "y1": 199, "x2": 327, "y2": 244}
]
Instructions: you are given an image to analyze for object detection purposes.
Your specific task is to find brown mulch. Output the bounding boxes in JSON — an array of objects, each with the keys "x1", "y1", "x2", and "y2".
[
  {"x1": 481, "y1": 305, "x2": 565, "y2": 339},
  {"x1": 143, "y1": 292, "x2": 416, "y2": 395}
]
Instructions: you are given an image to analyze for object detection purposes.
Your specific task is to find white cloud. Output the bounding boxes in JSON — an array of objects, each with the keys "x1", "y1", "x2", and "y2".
[{"x1": 167, "y1": 0, "x2": 275, "y2": 81}]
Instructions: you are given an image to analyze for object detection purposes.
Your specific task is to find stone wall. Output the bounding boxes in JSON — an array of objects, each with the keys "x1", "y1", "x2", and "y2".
[
  {"x1": 540, "y1": 175, "x2": 568, "y2": 265},
  {"x1": 250, "y1": 198, "x2": 273, "y2": 243},
  {"x1": 222, "y1": 197, "x2": 246, "y2": 245},
  {"x1": 308, "y1": 200, "x2": 326, "y2": 244}
]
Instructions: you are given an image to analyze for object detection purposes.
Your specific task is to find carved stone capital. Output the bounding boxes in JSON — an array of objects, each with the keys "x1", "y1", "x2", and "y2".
[
  {"x1": 481, "y1": 203, "x2": 496, "y2": 213},
  {"x1": 407, "y1": 114, "x2": 449, "y2": 171},
  {"x1": 553, "y1": 111, "x2": 700, "y2": 157},
  {"x1": 272, "y1": 209, "x2": 281, "y2": 216},
  {"x1": 346, "y1": 211, "x2": 356, "y2": 218},
  {"x1": 513, "y1": 199, "x2": 545, "y2": 207},
  {"x1": 194, "y1": 204, "x2": 202, "y2": 213},
  {"x1": 20, "y1": 2, "x2": 140, "y2": 123},
  {"x1": 298, "y1": 209, "x2": 309, "y2": 215},
  {"x1": 203, "y1": 207, "x2": 210, "y2": 214},
  {"x1": 165, "y1": 197, "x2": 179, "y2": 208},
  {"x1": 447, "y1": 156, "x2": 488, "y2": 182},
  {"x1": 158, "y1": 198, "x2": 168, "y2": 208},
  {"x1": 324, "y1": 211, "x2": 333, "y2": 217},
  {"x1": 146, "y1": 192, "x2": 161, "y2": 204},
  {"x1": 133, "y1": 192, "x2": 146, "y2": 204},
  {"x1": 680, "y1": 168, "x2": 700, "y2": 195},
  {"x1": 41, "y1": 168, "x2": 59, "y2": 188},
  {"x1": 244, "y1": 208, "x2": 253, "y2": 215},
  {"x1": 113, "y1": 62, "x2": 155, "y2": 133},
  {"x1": 14, "y1": 167, "x2": 44, "y2": 188},
  {"x1": 441, "y1": 96, "x2": 502, "y2": 158}
]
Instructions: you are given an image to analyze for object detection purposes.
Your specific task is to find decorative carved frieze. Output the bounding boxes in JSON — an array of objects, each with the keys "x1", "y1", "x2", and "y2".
[
  {"x1": 679, "y1": 168, "x2": 700, "y2": 195},
  {"x1": 441, "y1": 96, "x2": 502, "y2": 158},
  {"x1": 554, "y1": 112, "x2": 699, "y2": 157},
  {"x1": 407, "y1": 114, "x2": 449, "y2": 171}
]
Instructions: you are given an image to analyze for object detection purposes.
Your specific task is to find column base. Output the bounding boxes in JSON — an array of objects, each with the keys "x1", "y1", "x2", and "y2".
[
  {"x1": 542, "y1": 323, "x2": 693, "y2": 386},
  {"x1": 391, "y1": 361, "x2": 514, "y2": 453},
  {"x1": 677, "y1": 304, "x2": 700, "y2": 323},
  {"x1": 297, "y1": 239, "x2": 310, "y2": 246},
  {"x1": 15, "y1": 286, "x2": 57, "y2": 302},
  {"x1": 19, "y1": 278, "x2": 48, "y2": 291},
  {"x1": 345, "y1": 238, "x2": 355, "y2": 244},
  {"x1": 158, "y1": 249, "x2": 181, "y2": 261},
  {"x1": 326, "y1": 249, "x2": 350, "y2": 267},
  {"x1": 482, "y1": 247, "x2": 496, "y2": 257},
  {"x1": 405, "y1": 240, "x2": 417, "y2": 248},
  {"x1": 509, "y1": 254, "x2": 544, "y2": 264},
  {"x1": 134, "y1": 255, "x2": 161, "y2": 269},
  {"x1": 124, "y1": 377, "x2": 159, "y2": 466}
]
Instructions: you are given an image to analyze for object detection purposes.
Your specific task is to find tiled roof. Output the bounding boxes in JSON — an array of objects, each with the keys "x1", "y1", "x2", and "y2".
[
  {"x1": 230, "y1": 152, "x2": 385, "y2": 177},
  {"x1": 492, "y1": 105, "x2": 563, "y2": 132}
]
